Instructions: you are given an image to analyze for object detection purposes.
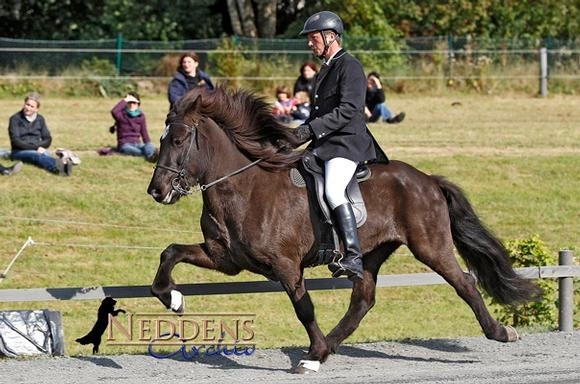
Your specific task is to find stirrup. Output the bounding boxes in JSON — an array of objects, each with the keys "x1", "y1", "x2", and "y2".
[{"x1": 328, "y1": 254, "x2": 363, "y2": 280}]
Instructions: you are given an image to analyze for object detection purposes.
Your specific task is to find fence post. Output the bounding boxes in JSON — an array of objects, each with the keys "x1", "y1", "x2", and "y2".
[
  {"x1": 539, "y1": 47, "x2": 548, "y2": 97},
  {"x1": 558, "y1": 249, "x2": 574, "y2": 332},
  {"x1": 116, "y1": 33, "x2": 123, "y2": 76}
]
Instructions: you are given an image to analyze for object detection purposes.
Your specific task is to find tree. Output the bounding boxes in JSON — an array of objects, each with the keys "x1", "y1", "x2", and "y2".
[
  {"x1": 0, "y1": 0, "x2": 105, "y2": 39},
  {"x1": 0, "y1": 0, "x2": 227, "y2": 40},
  {"x1": 226, "y1": 0, "x2": 281, "y2": 37},
  {"x1": 2, "y1": 0, "x2": 580, "y2": 42}
]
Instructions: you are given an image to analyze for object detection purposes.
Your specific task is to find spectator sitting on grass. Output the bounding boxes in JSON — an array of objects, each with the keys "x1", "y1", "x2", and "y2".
[
  {"x1": 110, "y1": 92, "x2": 158, "y2": 162},
  {"x1": 365, "y1": 71, "x2": 405, "y2": 124},
  {"x1": 272, "y1": 85, "x2": 296, "y2": 124},
  {"x1": 8, "y1": 92, "x2": 73, "y2": 176}
]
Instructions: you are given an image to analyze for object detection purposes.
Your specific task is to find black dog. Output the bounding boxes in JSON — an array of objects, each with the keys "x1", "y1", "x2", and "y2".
[{"x1": 75, "y1": 296, "x2": 125, "y2": 353}]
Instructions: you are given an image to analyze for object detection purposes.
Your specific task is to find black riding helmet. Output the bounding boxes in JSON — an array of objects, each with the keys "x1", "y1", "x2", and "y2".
[
  {"x1": 300, "y1": 11, "x2": 344, "y2": 59},
  {"x1": 299, "y1": 11, "x2": 344, "y2": 36}
]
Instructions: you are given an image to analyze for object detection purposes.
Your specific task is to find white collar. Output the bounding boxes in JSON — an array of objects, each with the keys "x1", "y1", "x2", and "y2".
[{"x1": 324, "y1": 48, "x2": 345, "y2": 66}]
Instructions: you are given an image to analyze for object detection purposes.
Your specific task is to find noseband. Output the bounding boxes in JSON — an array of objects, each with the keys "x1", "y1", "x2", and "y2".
[{"x1": 155, "y1": 121, "x2": 262, "y2": 195}]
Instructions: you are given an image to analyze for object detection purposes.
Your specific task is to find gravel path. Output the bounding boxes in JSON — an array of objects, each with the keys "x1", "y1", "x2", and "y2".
[{"x1": 1, "y1": 331, "x2": 578, "y2": 384}]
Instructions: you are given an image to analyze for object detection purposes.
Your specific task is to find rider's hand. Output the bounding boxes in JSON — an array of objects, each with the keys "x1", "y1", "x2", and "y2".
[{"x1": 294, "y1": 124, "x2": 313, "y2": 142}]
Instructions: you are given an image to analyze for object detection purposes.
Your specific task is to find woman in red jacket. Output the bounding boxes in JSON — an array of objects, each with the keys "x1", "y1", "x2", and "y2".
[{"x1": 111, "y1": 92, "x2": 157, "y2": 162}]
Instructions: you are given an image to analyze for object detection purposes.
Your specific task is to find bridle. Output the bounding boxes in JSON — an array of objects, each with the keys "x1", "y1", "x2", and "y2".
[
  {"x1": 154, "y1": 122, "x2": 199, "y2": 195},
  {"x1": 154, "y1": 121, "x2": 262, "y2": 195}
]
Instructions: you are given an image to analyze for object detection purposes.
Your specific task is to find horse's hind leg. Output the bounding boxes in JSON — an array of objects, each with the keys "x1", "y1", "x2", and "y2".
[
  {"x1": 326, "y1": 246, "x2": 393, "y2": 353},
  {"x1": 410, "y1": 240, "x2": 517, "y2": 342}
]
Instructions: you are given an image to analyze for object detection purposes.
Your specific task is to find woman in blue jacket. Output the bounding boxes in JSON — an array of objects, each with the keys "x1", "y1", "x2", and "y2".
[{"x1": 167, "y1": 51, "x2": 214, "y2": 109}]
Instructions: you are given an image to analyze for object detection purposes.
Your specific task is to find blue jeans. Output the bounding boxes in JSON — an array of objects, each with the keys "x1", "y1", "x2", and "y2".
[
  {"x1": 119, "y1": 142, "x2": 155, "y2": 158},
  {"x1": 368, "y1": 103, "x2": 393, "y2": 122},
  {"x1": 11, "y1": 150, "x2": 58, "y2": 173}
]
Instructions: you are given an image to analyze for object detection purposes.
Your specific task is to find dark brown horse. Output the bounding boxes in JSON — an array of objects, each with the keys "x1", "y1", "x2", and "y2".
[{"x1": 147, "y1": 86, "x2": 541, "y2": 373}]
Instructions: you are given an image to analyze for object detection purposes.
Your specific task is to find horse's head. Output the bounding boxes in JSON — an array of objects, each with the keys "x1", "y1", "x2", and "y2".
[
  {"x1": 147, "y1": 92, "x2": 209, "y2": 204},
  {"x1": 148, "y1": 85, "x2": 305, "y2": 204}
]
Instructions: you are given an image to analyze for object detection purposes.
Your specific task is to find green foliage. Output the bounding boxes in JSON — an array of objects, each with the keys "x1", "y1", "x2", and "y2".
[
  {"x1": 80, "y1": 58, "x2": 117, "y2": 76},
  {"x1": 209, "y1": 37, "x2": 247, "y2": 89},
  {"x1": 208, "y1": 36, "x2": 298, "y2": 94},
  {"x1": 320, "y1": 0, "x2": 405, "y2": 71},
  {"x1": 0, "y1": 0, "x2": 225, "y2": 40},
  {"x1": 61, "y1": 58, "x2": 135, "y2": 97},
  {"x1": 491, "y1": 235, "x2": 557, "y2": 328},
  {"x1": 0, "y1": 79, "x2": 44, "y2": 98},
  {"x1": 3, "y1": 0, "x2": 580, "y2": 42}
]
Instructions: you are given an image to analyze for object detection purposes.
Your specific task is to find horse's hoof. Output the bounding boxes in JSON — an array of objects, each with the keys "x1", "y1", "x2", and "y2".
[
  {"x1": 170, "y1": 290, "x2": 184, "y2": 313},
  {"x1": 505, "y1": 325, "x2": 519, "y2": 342},
  {"x1": 293, "y1": 360, "x2": 320, "y2": 374}
]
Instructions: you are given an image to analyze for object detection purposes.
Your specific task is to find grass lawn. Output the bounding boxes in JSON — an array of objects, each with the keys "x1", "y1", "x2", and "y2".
[{"x1": 0, "y1": 93, "x2": 578, "y2": 355}]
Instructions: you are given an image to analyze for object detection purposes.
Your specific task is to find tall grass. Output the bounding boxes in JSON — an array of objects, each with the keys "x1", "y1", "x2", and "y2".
[{"x1": 0, "y1": 94, "x2": 577, "y2": 355}]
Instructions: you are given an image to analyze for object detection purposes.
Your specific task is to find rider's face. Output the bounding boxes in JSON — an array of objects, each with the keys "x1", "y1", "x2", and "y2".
[{"x1": 306, "y1": 32, "x2": 325, "y2": 57}]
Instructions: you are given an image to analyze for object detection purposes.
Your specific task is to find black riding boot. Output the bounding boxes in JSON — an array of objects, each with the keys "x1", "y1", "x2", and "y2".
[{"x1": 328, "y1": 203, "x2": 364, "y2": 280}]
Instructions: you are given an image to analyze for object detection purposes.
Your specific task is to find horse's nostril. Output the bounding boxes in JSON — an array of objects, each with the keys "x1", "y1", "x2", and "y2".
[{"x1": 147, "y1": 187, "x2": 159, "y2": 198}]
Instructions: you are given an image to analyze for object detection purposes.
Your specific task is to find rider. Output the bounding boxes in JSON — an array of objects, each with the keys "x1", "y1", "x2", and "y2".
[{"x1": 294, "y1": 11, "x2": 377, "y2": 280}]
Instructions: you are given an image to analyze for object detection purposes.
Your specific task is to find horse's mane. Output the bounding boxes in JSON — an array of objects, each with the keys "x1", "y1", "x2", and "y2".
[{"x1": 175, "y1": 85, "x2": 304, "y2": 171}]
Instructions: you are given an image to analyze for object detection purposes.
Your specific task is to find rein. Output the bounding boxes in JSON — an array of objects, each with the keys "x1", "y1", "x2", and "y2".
[
  {"x1": 155, "y1": 121, "x2": 263, "y2": 195},
  {"x1": 198, "y1": 158, "x2": 262, "y2": 191}
]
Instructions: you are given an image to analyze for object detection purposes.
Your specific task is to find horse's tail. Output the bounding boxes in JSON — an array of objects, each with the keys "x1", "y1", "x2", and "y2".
[{"x1": 433, "y1": 175, "x2": 542, "y2": 305}]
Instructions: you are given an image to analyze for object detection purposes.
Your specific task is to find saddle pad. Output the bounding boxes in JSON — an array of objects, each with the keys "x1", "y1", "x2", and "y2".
[
  {"x1": 290, "y1": 168, "x2": 306, "y2": 188},
  {"x1": 292, "y1": 162, "x2": 367, "y2": 228}
]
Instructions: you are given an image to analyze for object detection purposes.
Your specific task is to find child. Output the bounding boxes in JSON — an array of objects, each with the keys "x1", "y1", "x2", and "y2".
[
  {"x1": 272, "y1": 85, "x2": 296, "y2": 124},
  {"x1": 291, "y1": 91, "x2": 311, "y2": 124}
]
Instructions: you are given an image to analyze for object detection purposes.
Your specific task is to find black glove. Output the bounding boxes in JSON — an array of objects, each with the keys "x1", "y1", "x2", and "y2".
[{"x1": 294, "y1": 124, "x2": 313, "y2": 142}]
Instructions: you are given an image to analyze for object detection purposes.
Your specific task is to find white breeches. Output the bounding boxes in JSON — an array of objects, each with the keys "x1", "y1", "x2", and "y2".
[{"x1": 324, "y1": 157, "x2": 357, "y2": 210}]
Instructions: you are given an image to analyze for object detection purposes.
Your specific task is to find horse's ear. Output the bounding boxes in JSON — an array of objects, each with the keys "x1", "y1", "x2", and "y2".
[{"x1": 189, "y1": 93, "x2": 203, "y2": 113}]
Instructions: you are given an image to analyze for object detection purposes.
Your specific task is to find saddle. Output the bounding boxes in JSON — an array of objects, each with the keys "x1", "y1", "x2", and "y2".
[{"x1": 292, "y1": 151, "x2": 371, "y2": 267}]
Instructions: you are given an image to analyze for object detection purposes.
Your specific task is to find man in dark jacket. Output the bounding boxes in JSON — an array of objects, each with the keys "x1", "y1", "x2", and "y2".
[{"x1": 293, "y1": 11, "x2": 376, "y2": 280}]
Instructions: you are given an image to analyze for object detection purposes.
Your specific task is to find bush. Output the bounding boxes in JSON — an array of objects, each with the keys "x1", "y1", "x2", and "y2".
[
  {"x1": 60, "y1": 58, "x2": 136, "y2": 97},
  {"x1": 491, "y1": 235, "x2": 557, "y2": 328}
]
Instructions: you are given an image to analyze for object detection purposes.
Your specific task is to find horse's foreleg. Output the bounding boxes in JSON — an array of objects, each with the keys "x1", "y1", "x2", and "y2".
[
  {"x1": 278, "y1": 268, "x2": 329, "y2": 373},
  {"x1": 151, "y1": 243, "x2": 229, "y2": 311}
]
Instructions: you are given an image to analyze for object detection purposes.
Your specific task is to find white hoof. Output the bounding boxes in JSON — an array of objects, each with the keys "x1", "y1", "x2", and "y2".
[
  {"x1": 170, "y1": 290, "x2": 184, "y2": 313},
  {"x1": 294, "y1": 359, "x2": 320, "y2": 374},
  {"x1": 505, "y1": 325, "x2": 519, "y2": 342}
]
